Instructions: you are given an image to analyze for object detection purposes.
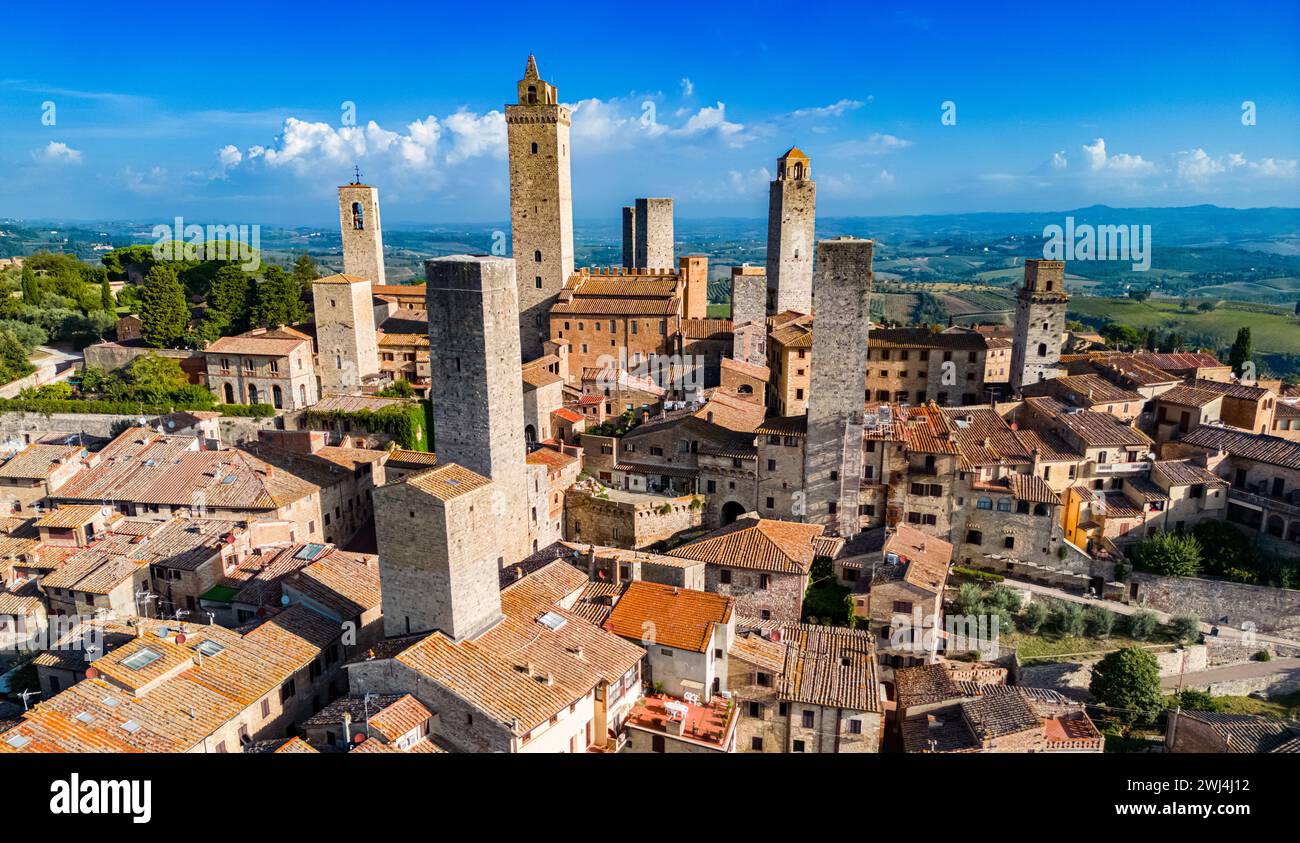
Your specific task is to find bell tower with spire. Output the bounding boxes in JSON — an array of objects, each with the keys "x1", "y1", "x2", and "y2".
[{"x1": 507, "y1": 54, "x2": 574, "y2": 361}]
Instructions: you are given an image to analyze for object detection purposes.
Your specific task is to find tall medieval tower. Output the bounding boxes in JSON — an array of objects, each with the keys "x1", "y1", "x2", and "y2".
[
  {"x1": 425, "y1": 255, "x2": 531, "y2": 567},
  {"x1": 766, "y1": 147, "x2": 816, "y2": 315},
  {"x1": 313, "y1": 181, "x2": 383, "y2": 394},
  {"x1": 507, "y1": 55, "x2": 574, "y2": 361},
  {"x1": 803, "y1": 238, "x2": 873, "y2": 538},
  {"x1": 1010, "y1": 259, "x2": 1068, "y2": 391},
  {"x1": 338, "y1": 181, "x2": 386, "y2": 284}
]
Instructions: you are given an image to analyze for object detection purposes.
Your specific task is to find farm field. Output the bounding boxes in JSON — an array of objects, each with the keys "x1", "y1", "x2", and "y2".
[{"x1": 1068, "y1": 296, "x2": 1300, "y2": 354}]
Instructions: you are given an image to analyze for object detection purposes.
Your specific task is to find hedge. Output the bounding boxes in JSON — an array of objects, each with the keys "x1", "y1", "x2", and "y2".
[
  {"x1": 0, "y1": 397, "x2": 275, "y2": 418},
  {"x1": 952, "y1": 566, "x2": 1005, "y2": 583},
  {"x1": 303, "y1": 400, "x2": 431, "y2": 451}
]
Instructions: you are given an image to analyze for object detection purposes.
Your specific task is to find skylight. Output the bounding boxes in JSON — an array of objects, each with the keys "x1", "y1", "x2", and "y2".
[
  {"x1": 121, "y1": 720, "x2": 141, "y2": 733},
  {"x1": 121, "y1": 647, "x2": 162, "y2": 671},
  {"x1": 193, "y1": 639, "x2": 225, "y2": 657},
  {"x1": 294, "y1": 543, "x2": 328, "y2": 561},
  {"x1": 537, "y1": 611, "x2": 567, "y2": 632},
  {"x1": 75, "y1": 711, "x2": 93, "y2": 724},
  {"x1": 5, "y1": 734, "x2": 30, "y2": 749}
]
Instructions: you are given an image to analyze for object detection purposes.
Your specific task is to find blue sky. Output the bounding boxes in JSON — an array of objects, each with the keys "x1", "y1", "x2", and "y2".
[{"x1": 2, "y1": 0, "x2": 1298, "y2": 225}]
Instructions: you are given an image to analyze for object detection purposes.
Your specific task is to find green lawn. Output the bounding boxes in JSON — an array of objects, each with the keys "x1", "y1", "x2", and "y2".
[
  {"x1": 705, "y1": 303, "x2": 730, "y2": 318},
  {"x1": 1211, "y1": 690, "x2": 1300, "y2": 718},
  {"x1": 1007, "y1": 630, "x2": 1178, "y2": 661}
]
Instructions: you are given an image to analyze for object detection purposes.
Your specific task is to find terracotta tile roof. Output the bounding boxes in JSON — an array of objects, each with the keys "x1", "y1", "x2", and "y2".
[
  {"x1": 883, "y1": 524, "x2": 952, "y2": 591},
  {"x1": 895, "y1": 664, "x2": 967, "y2": 711},
  {"x1": 900, "y1": 405, "x2": 961, "y2": 455},
  {"x1": 728, "y1": 633, "x2": 786, "y2": 673},
  {"x1": 1181, "y1": 426, "x2": 1300, "y2": 470},
  {"x1": 871, "y1": 327, "x2": 987, "y2": 351},
  {"x1": 526, "y1": 447, "x2": 579, "y2": 472},
  {"x1": 287, "y1": 551, "x2": 381, "y2": 619},
  {"x1": 366, "y1": 694, "x2": 434, "y2": 742},
  {"x1": 311, "y1": 394, "x2": 409, "y2": 413},
  {"x1": 1012, "y1": 427, "x2": 1084, "y2": 462},
  {"x1": 1189, "y1": 378, "x2": 1274, "y2": 401},
  {"x1": 942, "y1": 406, "x2": 1030, "y2": 468},
  {"x1": 1277, "y1": 401, "x2": 1300, "y2": 418},
  {"x1": 1158, "y1": 384, "x2": 1222, "y2": 407},
  {"x1": 386, "y1": 449, "x2": 438, "y2": 467},
  {"x1": 1123, "y1": 476, "x2": 1170, "y2": 504},
  {"x1": 377, "y1": 331, "x2": 429, "y2": 348},
  {"x1": 681, "y1": 318, "x2": 733, "y2": 340},
  {"x1": 605, "y1": 581, "x2": 731, "y2": 653},
  {"x1": 303, "y1": 693, "x2": 406, "y2": 729},
  {"x1": 1134, "y1": 351, "x2": 1225, "y2": 372},
  {"x1": 961, "y1": 691, "x2": 1041, "y2": 740},
  {"x1": 0, "y1": 444, "x2": 83, "y2": 480},
  {"x1": 206, "y1": 332, "x2": 308, "y2": 356},
  {"x1": 1176, "y1": 711, "x2": 1300, "y2": 753},
  {"x1": 1054, "y1": 409, "x2": 1152, "y2": 448},
  {"x1": 667, "y1": 517, "x2": 823, "y2": 574},
  {"x1": 754, "y1": 415, "x2": 807, "y2": 438},
  {"x1": 35, "y1": 504, "x2": 103, "y2": 529},
  {"x1": 405, "y1": 463, "x2": 492, "y2": 501},
  {"x1": 1152, "y1": 460, "x2": 1227, "y2": 487},
  {"x1": 777, "y1": 624, "x2": 881, "y2": 712},
  {"x1": 720, "y1": 357, "x2": 770, "y2": 380},
  {"x1": 1093, "y1": 355, "x2": 1183, "y2": 387},
  {"x1": 314, "y1": 273, "x2": 371, "y2": 285},
  {"x1": 1097, "y1": 491, "x2": 1143, "y2": 519},
  {"x1": 552, "y1": 407, "x2": 583, "y2": 424},
  {"x1": 769, "y1": 316, "x2": 814, "y2": 349},
  {"x1": 0, "y1": 578, "x2": 43, "y2": 616},
  {"x1": 1052, "y1": 373, "x2": 1143, "y2": 406}
]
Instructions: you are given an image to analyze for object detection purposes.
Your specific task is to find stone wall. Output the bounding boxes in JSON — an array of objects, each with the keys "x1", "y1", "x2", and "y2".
[
  {"x1": 337, "y1": 183, "x2": 386, "y2": 283},
  {"x1": 1010, "y1": 260, "x2": 1068, "y2": 391},
  {"x1": 564, "y1": 487, "x2": 702, "y2": 549},
  {"x1": 766, "y1": 169, "x2": 816, "y2": 315},
  {"x1": 1129, "y1": 571, "x2": 1300, "y2": 634},
  {"x1": 634, "y1": 198, "x2": 674, "y2": 271}
]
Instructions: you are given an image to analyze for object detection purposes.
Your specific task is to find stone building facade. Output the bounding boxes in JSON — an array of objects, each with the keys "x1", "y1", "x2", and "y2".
[
  {"x1": 563, "y1": 486, "x2": 702, "y2": 549},
  {"x1": 621, "y1": 205, "x2": 636, "y2": 269},
  {"x1": 205, "y1": 331, "x2": 318, "y2": 410},
  {"x1": 766, "y1": 148, "x2": 816, "y2": 315},
  {"x1": 312, "y1": 274, "x2": 380, "y2": 395},
  {"x1": 804, "y1": 238, "x2": 873, "y2": 536},
  {"x1": 337, "y1": 182, "x2": 386, "y2": 284},
  {"x1": 507, "y1": 55, "x2": 575, "y2": 360},
  {"x1": 730, "y1": 264, "x2": 767, "y2": 366},
  {"x1": 1010, "y1": 259, "x2": 1068, "y2": 391},
  {"x1": 425, "y1": 255, "x2": 531, "y2": 566}
]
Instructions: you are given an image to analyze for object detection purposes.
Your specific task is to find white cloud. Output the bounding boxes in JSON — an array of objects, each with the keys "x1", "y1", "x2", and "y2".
[
  {"x1": 120, "y1": 165, "x2": 169, "y2": 194},
  {"x1": 1176, "y1": 148, "x2": 1295, "y2": 181},
  {"x1": 680, "y1": 77, "x2": 694, "y2": 97},
  {"x1": 833, "y1": 133, "x2": 913, "y2": 156},
  {"x1": 442, "y1": 110, "x2": 506, "y2": 164},
  {"x1": 673, "y1": 102, "x2": 746, "y2": 145},
  {"x1": 1050, "y1": 150, "x2": 1068, "y2": 170},
  {"x1": 1081, "y1": 137, "x2": 1154, "y2": 174},
  {"x1": 34, "y1": 141, "x2": 82, "y2": 164},
  {"x1": 1249, "y1": 157, "x2": 1298, "y2": 178},
  {"x1": 789, "y1": 99, "x2": 865, "y2": 119}
]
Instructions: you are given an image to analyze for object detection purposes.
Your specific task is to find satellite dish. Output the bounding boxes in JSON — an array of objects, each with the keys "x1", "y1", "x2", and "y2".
[
  {"x1": 280, "y1": 595, "x2": 290, "y2": 607},
  {"x1": 137, "y1": 417, "x2": 147, "y2": 427},
  {"x1": 100, "y1": 506, "x2": 111, "y2": 517}
]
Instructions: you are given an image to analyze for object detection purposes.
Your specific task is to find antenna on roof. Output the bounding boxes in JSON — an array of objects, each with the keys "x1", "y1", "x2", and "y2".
[{"x1": 18, "y1": 688, "x2": 40, "y2": 711}]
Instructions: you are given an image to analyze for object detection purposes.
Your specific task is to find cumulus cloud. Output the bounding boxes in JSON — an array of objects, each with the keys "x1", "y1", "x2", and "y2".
[
  {"x1": 1050, "y1": 150, "x2": 1068, "y2": 170},
  {"x1": 34, "y1": 141, "x2": 82, "y2": 164},
  {"x1": 673, "y1": 102, "x2": 746, "y2": 144},
  {"x1": 1081, "y1": 137, "x2": 1154, "y2": 174},
  {"x1": 1176, "y1": 148, "x2": 1296, "y2": 181}
]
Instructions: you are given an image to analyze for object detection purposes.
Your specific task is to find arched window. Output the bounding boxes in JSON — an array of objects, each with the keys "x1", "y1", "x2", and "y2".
[
  {"x1": 299, "y1": 384, "x2": 307, "y2": 406},
  {"x1": 966, "y1": 530, "x2": 984, "y2": 545},
  {"x1": 977, "y1": 497, "x2": 993, "y2": 510},
  {"x1": 534, "y1": 250, "x2": 542, "y2": 262},
  {"x1": 272, "y1": 385, "x2": 283, "y2": 409},
  {"x1": 335, "y1": 351, "x2": 343, "y2": 370},
  {"x1": 1046, "y1": 280, "x2": 1054, "y2": 291},
  {"x1": 223, "y1": 382, "x2": 235, "y2": 403},
  {"x1": 738, "y1": 384, "x2": 753, "y2": 395},
  {"x1": 527, "y1": 85, "x2": 537, "y2": 104},
  {"x1": 1033, "y1": 503, "x2": 1050, "y2": 516},
  {"x1": 248, "y1": 384, "x2": 259, "y2": 405},
  {"x1": 793, "y1": 162, "x2": 804, "y2": 179},
  {"x1": 530, "y1": 142, "x2": 538, "y2": 154},
  {"x1": 1037, "y1": 342, "x2": 1047, "y2": 357},
  {"x1": 996, "y1": 498, "x2": 1012, "y2": 512},
  {"x1": 351, "y1": 202, "x2": 364, "y2": 230}
]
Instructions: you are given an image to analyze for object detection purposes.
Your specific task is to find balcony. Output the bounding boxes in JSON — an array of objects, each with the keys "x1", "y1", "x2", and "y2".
[
  {"x1": 1228, "y1": 487, "x2": 1300, "y2": 518},
  {"x1": 626, "y1": 693, "x2": 736, "y2": 750},
  {"x1": 1093, "y1": 461, "x2": 1147, "y2": 475}
]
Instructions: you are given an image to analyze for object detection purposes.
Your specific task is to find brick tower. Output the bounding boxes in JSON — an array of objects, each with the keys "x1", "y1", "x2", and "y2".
[
  {"x1": 337, "y1": 180, "x2": 385, "y2": 284},
  {"x1": 507, "y1": 55, "x2": 574, "y2": 361},
  {"x1": 621, "y1": 206, "x2": 637, "y2": 269},
  {"x1": 766, "y1": 147, "x2": 816, "y2": 315},
  {"x1": 425, "y1": 255, "x2": 531, "y2": 567},
  {"x1": 1010, "y1": 259, "x2": 1068, "y2": 391},
  {"x1": 803, "y1": 238, "x2": 873, "y2": 537}
]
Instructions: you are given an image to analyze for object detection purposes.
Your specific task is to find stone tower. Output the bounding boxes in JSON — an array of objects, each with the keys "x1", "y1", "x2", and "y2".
[
  {"x1": 730, "y1": 264, "x2": 767, "y2": 366},
  {"x1": 337, "y1": 182, "x2": 385, "y2": 284},
  {"x1": 766, "y1": 147, "x2": 816, "y2": 315},
  {"x1": 374, "y1": 463, "x2": 503, "y2": 641},
  {"x1": 1010, "y1": 259, "x2": 1069, "y2": 391},
  {"x1": 425, "y1": 255, "x2": 530, "y2": 566},
  {"x1": 506, "y1": 54, "x2": 574, "y2": 361},
  {"x1": 803, "y1": 238, "x2": 873, "y2": 537},
  {"x1": 313, "y1": 274, "x2": 379, "y2": 394},
  {"x1": 621, "y1": 206, "x2": 637, "y2": 269},
  {"x1": 634, "y1": 198, "x2": 674, "y2": 271}
]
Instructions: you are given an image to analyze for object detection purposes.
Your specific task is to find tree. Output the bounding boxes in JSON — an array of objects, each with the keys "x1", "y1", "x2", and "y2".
[
  {"x1": 250, "y1": 265, "x2": 306, "y2": 328},
  {"x1": 1128, "y1": 289, "x2": 1151, "y2": 302},
  {"x1": 1197, "y1": 300, "x2": 1217, "y2": 312},
  {"x1": 139, "y1": 264, "x2": 189, "y2": 348},
  {"x1": 121, "y1": 354, "x2": 191, "y2": 404},
  {"x1": 1128, "y1": 609, "x2": 1159, "y2": 641},
  {"x1": 1170, "y1": 689, "x2": 1221, "y2": 712},
  {"x1": 208, "y1": 265, "x2": 251, "y2": 333},
  {"x1": 1170, "y1": 614, "x2": 1201, "y2": 643},
  {"x1": 1229, "y1": 326, "x2": 1253, "y2": 378},
  {"x1": 0, "y1": 328, "x2": 35, "y2": 383},
  {"x1": 1089, "y1": 647, "x2": 1162, "y2": 724},
  {"x1": 100, "y1": 276, "x2": 115, "y2": 311},
  {"x1": 20, "y1": 266, "x2": 42, "y2": 306},
  {"x1": 1132, "y1": 532, "x2": 1202, "y2": 577},
  {"x1": 377, "y1": 379, "x2": 415, "y2": 398},
  {"x1": 292, "y1": 253, "x2": 319, "y2": 298},
  {"x1": 1192, "y1": 520, "x2": 1253, "y2": 579},
  {"x1": 1100, "y1": 322, "x2": 1141, "y2": 350},
  {"x1": 1053, "y1": 602, "x2": 1086, "y2": 637},
  {"x1": 1021, "y1": 601, "x2": 1049, "y2": 634},
  {"x1": 1084, "y1": 606, "x2": 1115, "y2": 639}
]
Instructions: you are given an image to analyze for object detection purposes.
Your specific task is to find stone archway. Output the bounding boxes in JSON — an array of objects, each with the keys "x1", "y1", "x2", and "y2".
[{"x1": 720, "y1": 500, "x2": 746, "y2": 525}]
